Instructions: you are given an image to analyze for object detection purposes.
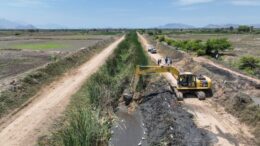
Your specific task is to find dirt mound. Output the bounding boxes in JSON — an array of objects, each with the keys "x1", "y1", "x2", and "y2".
[{"x1": 139, "y1": 77, "x2": 211, "y2": 146}]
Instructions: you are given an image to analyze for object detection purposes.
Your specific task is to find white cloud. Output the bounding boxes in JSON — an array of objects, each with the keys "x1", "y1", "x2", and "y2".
[
  {"x1": 230, "y1": 0, "x2": 260, "y2": 6},
  {"x1": 177, "y1": 0, "x2": 215, "y2": 5}
]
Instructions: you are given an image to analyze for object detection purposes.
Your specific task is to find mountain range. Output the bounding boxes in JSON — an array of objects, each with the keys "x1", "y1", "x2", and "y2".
[
  {"x1": 158, "y1": 23, "x2": 195, "y2": 29},
  {"x1": 158, "y1": 23, "x2": 260, "y2": 29},
  {"x1": 0, "y1": 18, "x2": 36, "y2": 29},
  {"x1": 0, "y1": 18, "x2": 260, "y2": 29}
]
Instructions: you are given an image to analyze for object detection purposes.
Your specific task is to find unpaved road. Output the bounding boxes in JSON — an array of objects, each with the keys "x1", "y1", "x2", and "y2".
[
  {"x1": 138, "y1": 33, "x2": 255, "y2": 146},
  {"x1": 0, "y1": 36, "x2": 125, "y2": 146},
  {"x1": 194, "y1": 57, "x2": 260, "y2": 85}
]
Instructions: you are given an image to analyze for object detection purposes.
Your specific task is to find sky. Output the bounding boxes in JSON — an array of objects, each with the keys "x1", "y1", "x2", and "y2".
[{"x1": 0, "y1": 0, "x2": 260, "y2": 28}]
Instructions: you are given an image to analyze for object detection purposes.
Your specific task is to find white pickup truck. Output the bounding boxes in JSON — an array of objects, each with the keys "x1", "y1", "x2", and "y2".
[{"x1": 147, "y1": 45, "x2": 157, "y2": 54}]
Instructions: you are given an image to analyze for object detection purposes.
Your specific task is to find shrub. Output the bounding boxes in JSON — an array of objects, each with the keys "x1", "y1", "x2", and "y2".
[
  {"x1": 59, "y1": 108, "x2": 109, "y2": 146},
  {"x1": 158, "y1": 36, "x2": 165, "y2": 42},
  {"x1": 148, "y1": 31, "x2": 154, "y2": 36},
  {"x1": 205, "y1": 38, "x2": 232, "y2": 56},
  {"x1": 196, "y1": 49, "x2": 206, "y2": 56},
  {"x1": 239, "y1": 56, "x2": 259, "y2": 70}
]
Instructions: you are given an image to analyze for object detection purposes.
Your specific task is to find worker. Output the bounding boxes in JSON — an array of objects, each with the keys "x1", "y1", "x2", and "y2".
[
  {"x1": 165, "y1": 57, "x2": 168, "y2": 65},
  {"x1": 157, "y1": 59, "x2": 160, "y2": 65},
  {"x1": 170, "y1": 59, "x2": 173, "y2": 65}
]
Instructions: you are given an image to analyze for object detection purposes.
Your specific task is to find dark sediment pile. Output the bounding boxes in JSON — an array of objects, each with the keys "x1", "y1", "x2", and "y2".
[{"x1": 139, "y1": 78, "x2": 211, "y2": 146}]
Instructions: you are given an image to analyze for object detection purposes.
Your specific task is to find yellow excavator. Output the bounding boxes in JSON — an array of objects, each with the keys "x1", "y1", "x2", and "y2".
[{"x1": 133, "y1": 65, "x2": 212, "y2": 100}]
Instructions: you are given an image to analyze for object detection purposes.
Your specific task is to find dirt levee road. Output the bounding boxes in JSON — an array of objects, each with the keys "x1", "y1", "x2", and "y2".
[{"x1": 0, "y1": 36, "x2": 125, "y2": 146}]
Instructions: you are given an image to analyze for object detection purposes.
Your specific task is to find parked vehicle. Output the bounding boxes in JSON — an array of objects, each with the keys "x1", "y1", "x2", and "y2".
[
  {"x1": 150, "y1": 48, "x2": 157, "y2": 54},
  {"x1": 147, "y1": 45, "x2": 154, "y2": 52}
]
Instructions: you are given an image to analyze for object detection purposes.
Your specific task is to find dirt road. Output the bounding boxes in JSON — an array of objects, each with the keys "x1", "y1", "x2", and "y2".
[
  {"x1": 194, "y1": 57, "x2": 260, "y2": 85},
  {"x1": 0, "y1": 36, "x2": 125, "y2": 146},
  {"x1": 138, "y1": 33, "x2": 255, "y2": 146}
]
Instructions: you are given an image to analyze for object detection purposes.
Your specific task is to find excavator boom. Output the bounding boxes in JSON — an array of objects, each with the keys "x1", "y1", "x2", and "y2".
[{"x1": 136, "y1": 65, "x2": 180, "y2": 79}]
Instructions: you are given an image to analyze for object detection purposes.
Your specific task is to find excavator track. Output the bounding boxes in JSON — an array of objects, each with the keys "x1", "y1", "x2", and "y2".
[{"x1": 196, "y1": 91, "x2": 206, "y2": 100}]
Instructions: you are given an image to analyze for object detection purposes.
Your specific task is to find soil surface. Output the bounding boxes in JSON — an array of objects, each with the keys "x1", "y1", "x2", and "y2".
[
  {"x1": 194, "y1": 57, "x2": 260, "y2": 85},
  {"x1": 0, "y1": 49, "x2": 60, "y2": 92},
  {"x1": 0, "y1": 50, "x2": 52, "y2": 80},
  {"x1": 0, "y1": 36, "x2": 125, "y2": 146},
  {"x1": 138, "y1": 33, "x2": 257, "y2": 146},
  {"x1": 139, "y1": 78, "x2": 211, "y2": 146}
]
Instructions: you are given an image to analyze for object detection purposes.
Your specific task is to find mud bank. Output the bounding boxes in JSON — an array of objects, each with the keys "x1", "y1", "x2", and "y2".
[{"x1": 139, "y1": 77, "x2": 211, "y2": 146}]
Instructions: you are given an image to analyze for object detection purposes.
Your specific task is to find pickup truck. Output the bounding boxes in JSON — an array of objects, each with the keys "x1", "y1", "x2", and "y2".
[{"x1": 150, "y1": 48, "x2": 157, "y2": 54}]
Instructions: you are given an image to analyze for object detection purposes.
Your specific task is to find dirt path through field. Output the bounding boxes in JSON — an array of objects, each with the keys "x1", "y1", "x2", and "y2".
[
  {"x1": 194, "y1": 57, "x2": 260, "y2": 85},
  {"x1": 137, "y1": 33, "x2": 255, "y2": 146},
  {"x1": 0, "y1": 36, "x2": 125, "y2": 146}
]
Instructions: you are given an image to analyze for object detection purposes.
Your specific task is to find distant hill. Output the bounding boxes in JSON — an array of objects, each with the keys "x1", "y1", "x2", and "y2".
[
  {"x1": 0, "y1": 18, "x2": 36, "y2": 29},
  {"x1": 158, "y1": 23, "x2": 195, "y2": 29},
  {"x1": 204, "y1": 24, "x2": 239, "y2": 28},
  {"x1": 203, "y1": 24, "x2": 260, "y2": 29},
  {"x1": 157, "y1": 23, "x2": 260, "y2": 29}
]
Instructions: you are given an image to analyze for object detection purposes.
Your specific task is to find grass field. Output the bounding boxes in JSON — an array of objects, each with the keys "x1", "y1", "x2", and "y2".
[
  {"x1": 12, "y1": 42, "x2": 65, "y2": 50},
  {"x1": 0, "y1": 31, "x2": 117, "y2": 51}
]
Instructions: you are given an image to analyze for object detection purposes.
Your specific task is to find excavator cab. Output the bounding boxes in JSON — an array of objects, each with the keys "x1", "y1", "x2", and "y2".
[{"x1": 178, "y1": 73, "x2": 196, "y2": 88}]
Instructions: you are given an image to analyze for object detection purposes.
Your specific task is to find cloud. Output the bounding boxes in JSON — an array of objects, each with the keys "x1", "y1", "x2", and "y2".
[
  {"x1": 177, "y1": 0, "x2": 215, "y2": 5},
  {"x1": 230, "y1": 0, "x2": 260, "y2": 6}
]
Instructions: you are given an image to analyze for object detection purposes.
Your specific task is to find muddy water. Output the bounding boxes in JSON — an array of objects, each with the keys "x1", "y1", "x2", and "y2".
[
  {"x1": 252, "y1": 97, "x2": 260, "y2": 105},
  {"x1": 110, "y1": 103, "x2": 148, "y2": 146}
]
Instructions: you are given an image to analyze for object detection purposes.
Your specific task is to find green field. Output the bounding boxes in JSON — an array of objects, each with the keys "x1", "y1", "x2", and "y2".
[{"x1": 12, "y1": 42, "x2": 66, "y2": 50}]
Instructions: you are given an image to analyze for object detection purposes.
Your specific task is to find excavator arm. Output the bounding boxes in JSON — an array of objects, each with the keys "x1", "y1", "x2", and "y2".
[
  {"x1": 132, "y1": 65, "x2": 180, "y2": 92},
  {"x1": 136, "y1": 65, "x2": 180, "y2": 79}
]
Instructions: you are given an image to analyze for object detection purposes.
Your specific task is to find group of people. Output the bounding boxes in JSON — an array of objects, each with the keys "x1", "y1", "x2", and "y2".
[{"x1": 157, "y1": 56, "x2": 173, "y2": 66}]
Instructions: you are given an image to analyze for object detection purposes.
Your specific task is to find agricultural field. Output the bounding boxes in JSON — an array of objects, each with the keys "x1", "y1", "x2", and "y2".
[
  {"x1": 0, "y1": 31, "x2": 117, "y2": 51},
  {"x1": 167, "y1": 33, "x2": 260, "y2": 59},
  {"x1": 0, "y1": 31, "x2": 119, "y2": 90}
]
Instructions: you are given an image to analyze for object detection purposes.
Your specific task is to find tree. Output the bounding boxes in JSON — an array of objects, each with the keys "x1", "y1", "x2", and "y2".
[
  {"x1": 229, "y1": 26, "x2": 234, "y2": 32},
  {"x1": 238, "y1": 25, "x2": 250, "y2": 33},
  {"x1": 239, "y1": 56, "x2": 260, "y2": 70},
  {"x1": 156, "y1": 29, "x2": 162, "y2": 34},
  {"x1": 148, "y1": 31, "x2": 154, "y2": 36},
  {"x1": 206, "y1": 38, "x2": 232, "y2": 58},
  {"x1": 250, "y1": 26, "x2": 254, "y2": 32}
]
